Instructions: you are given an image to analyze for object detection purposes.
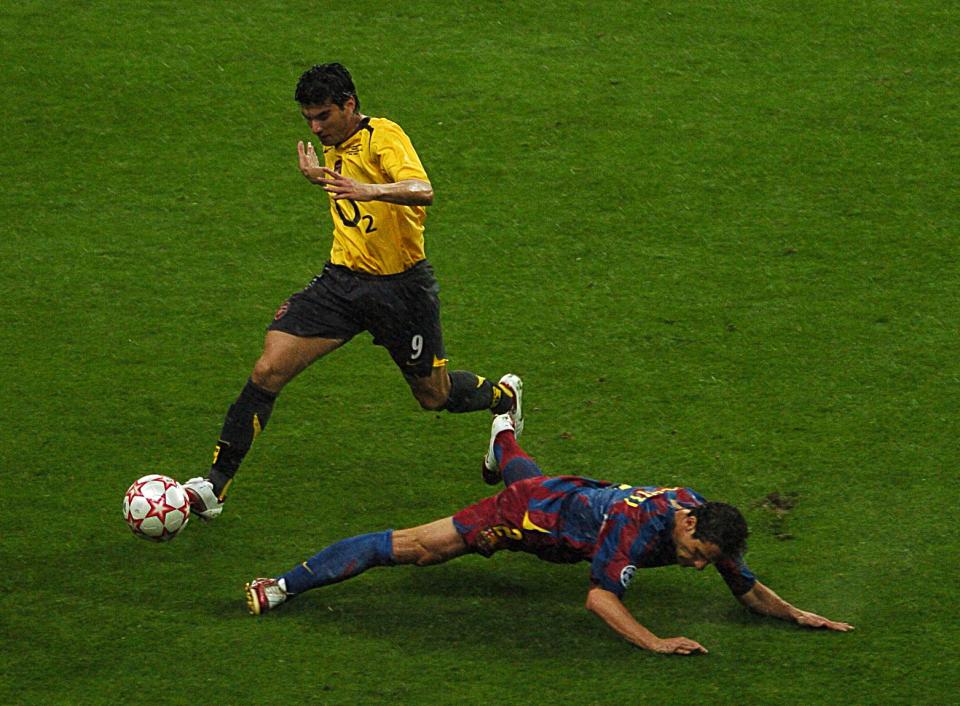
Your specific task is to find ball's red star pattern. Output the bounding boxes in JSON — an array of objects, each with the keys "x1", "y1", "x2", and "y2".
[
  {"x1": 146, "y1": 494, "x2": 175, "y2": 522},
  {"x1": 123, "y1": 475, "x2": 190, "y2": 541}
]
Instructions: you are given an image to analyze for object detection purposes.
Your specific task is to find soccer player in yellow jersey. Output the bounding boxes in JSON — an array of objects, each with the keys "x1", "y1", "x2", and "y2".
[{"x1": 183, "y1": 64, "x2": 521, "y2": 519}]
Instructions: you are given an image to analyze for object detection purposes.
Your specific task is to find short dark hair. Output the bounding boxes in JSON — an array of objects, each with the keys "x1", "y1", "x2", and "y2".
[
  {"x1": 295, "y1": 63, "x2": 360, "y2": 110},
  {"x1": 690, "y1": 502, "x2": 749, "y2": 559}
]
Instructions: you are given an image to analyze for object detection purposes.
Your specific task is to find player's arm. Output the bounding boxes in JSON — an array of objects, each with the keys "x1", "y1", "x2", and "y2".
[
  {"x1": 736, "y1": 580, "x2": 854, "y2": 631},
  {"x1": 297, "y1": 141, "x2": 434, "y2": 205},
  {"x1": 584, "y1": 586, "x2": 708, "y2": 655},
  {"x1": 318, "y1": 168, "x2": 432, "y2": 205}
]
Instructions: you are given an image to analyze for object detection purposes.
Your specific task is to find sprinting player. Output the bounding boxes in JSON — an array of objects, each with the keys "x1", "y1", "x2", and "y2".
[
  {"x1": 244, "y1": 415, "x2": 853, "y2": 655},
  {"x1": 184, "y1": 63, "x2": 520, "y2": 518}
]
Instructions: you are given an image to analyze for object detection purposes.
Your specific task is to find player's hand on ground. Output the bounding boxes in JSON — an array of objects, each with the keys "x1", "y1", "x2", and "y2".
[
  {"x1": 297, "y1": 141, "x2": 326, "y2": 183},
  {"x1": 652, "y1": 637, "x2": 708, "y2": 655},
  {"x1": 795, "y1": 610, "x2": 854, "y2": 632}
]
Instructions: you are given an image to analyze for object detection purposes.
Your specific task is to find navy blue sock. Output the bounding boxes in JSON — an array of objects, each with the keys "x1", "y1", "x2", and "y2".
[
  {"x1": 209, "y1": 379, "x2": 278, "y2": 497},
  {"x1": 281, "y1": 530, "x2": 395, "y2": 595},
  {"x1": 502, "y1": 458, "x2": 543, "y2": 486},
  {"x1": 445, "y1": 372, "x2": 514, "y2": 414}
]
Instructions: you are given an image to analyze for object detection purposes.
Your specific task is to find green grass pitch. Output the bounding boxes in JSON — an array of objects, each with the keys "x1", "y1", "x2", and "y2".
[{"x1": 2, "y1": 1, "x2": 958, "y2": 703}]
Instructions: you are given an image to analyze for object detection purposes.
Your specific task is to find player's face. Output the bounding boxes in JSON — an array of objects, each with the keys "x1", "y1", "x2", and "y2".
[
  {"x1": 675, "y1": 537, "x2": 722, "y2": 570},
  {"x1": 301, "y1": 98, "x2": 358, "y2": 146},
  {"x1": 672, "y1": 511, "x2": 723, "y2": 570}
]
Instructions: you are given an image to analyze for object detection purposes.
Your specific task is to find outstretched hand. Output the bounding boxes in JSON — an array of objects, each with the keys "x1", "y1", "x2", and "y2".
[
  {"x1": 653, "y1": 637, "x2": 709, "y2": 655},
  {"x1": 795, "y1": 610, "x2": 854, "y2": 632},
  {"x1": 296, "y1": 141, "x2": 376, "y2": 201},
  {"x1": 297, "y1": 140, "x2": 324, "y2": 182}
]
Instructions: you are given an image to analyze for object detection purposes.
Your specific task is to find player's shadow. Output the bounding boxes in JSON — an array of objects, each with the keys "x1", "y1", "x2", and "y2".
[
  {"x1": 96, "y1": 525, "x2": 756, "y2": 652},
  {"x1": 270, "y1": 567, "x2": 593, "y2": 651},
  {"x1": 226, "y1": 557, "x2": 715, "y2": 653}
]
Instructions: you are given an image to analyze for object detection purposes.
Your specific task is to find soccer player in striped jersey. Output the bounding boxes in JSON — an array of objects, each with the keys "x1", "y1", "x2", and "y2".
[
  {"x1": 244, "y1": 414, "x2": 853, "y2": 655},
  {"x1": 184, "y1": 63, "x2": 520, "y2": 518}
]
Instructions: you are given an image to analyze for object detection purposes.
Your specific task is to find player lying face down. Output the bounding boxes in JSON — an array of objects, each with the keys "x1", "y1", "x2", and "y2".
[{"x1": 245, "y1": 415, "x2": 853, "y2": 655}]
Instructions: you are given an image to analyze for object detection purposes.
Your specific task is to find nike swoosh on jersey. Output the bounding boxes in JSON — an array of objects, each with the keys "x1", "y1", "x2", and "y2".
[{"x1": 522, "y1": 511, "x2": 551, "y2": 533}]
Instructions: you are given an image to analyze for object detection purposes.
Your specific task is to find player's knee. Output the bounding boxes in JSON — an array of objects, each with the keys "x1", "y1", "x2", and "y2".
[
  {"x1": 415, "y1": 391, "x2": 446, "y2": 411},
  {"x1": 251, "y1": 357, "x2": 289, "y2": 392},
  {"x1": 411, "y1": 384, "x2": 448, "y2": 411}
]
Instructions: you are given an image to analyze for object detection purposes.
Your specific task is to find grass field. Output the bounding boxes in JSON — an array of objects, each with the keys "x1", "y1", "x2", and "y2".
[{"x1": 2, "y1": 1, "x2": 958, "y2": 703}]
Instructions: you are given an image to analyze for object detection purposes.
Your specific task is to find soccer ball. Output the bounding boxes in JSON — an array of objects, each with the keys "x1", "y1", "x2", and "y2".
[{"x1": 123, "y1": 474, "x2": 191, "y2": 541}]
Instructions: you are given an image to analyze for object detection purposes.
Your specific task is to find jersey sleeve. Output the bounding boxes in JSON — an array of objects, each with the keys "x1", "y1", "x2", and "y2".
[
  {"x1": 714, "y1": 557, "x2": 757, "y2": 596},
  {"x1": 589, "y1": 516, "x2": 639, "y2": 598},
  {"x1": 372, "y1": 122, "x2": 430, "y2": 184}
]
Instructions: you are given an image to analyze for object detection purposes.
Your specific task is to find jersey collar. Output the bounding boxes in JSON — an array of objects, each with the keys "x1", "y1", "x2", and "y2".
[{"x1": 333, "y1": 115, "x2": 371, "y2": 150}]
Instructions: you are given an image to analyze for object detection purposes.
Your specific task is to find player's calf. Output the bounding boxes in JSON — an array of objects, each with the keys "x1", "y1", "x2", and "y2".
[{"x1": 445, "y1": 371, "x2": 517, "y2": 414}]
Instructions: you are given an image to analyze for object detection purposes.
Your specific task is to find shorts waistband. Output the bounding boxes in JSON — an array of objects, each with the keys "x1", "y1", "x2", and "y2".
[{"x1": 323, "y1": 260, "x2": 430, "y2": 281}]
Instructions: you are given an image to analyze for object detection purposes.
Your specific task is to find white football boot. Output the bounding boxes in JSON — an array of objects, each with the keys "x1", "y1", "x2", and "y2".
[
  {"x1": 182, "y1": 477, "x2": 224, "y2": 520},
  {"x1": 498, "y1": 373, "x2": 524, "y2": 437},
  {"x1": 245, "y1": 577, "x2": 288, "y2": 615},
  {"x1": 482, "y1": 413, "x2": 517, "y2": 486}
]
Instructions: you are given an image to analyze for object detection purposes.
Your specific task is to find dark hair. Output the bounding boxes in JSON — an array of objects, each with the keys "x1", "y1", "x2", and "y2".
[
  {"x1": 690, "y1": 502, "x2": 749, "y2": 559},
  {"x1": 295, "y1": 63, "x2": 360, "y2": 110}
]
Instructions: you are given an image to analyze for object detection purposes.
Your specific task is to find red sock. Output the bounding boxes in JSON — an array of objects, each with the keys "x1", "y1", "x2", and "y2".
[{"x1": 494, "y1": 430, "x2": 531, "y2": 467}]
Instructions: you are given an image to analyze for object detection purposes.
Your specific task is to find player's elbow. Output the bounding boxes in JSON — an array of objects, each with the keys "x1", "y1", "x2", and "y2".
[
  {"x1": 415, "y1": 181, "x2": 434, "y2": 205},
  {"x1": 737, "y1": 583, "x2": 765, "y2": 613},
  {"x1": 584, "y1": 586, "x2": 606, "y2": 614}
]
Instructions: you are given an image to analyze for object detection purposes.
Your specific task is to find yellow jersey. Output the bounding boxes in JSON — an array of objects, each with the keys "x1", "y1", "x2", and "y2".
[{"x1": 321, "y1": 117, "x2": 430, "y2": 275}]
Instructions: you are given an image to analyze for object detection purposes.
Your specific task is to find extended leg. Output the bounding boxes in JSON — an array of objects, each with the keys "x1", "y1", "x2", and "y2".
[
  {"x1": 207, "y1": 378, "x2": 278, "y2": 498},
  {"x1": 280, "y1": 530, "x2": 396, "y2": 594},
  {"x1": 245, "y1": 518, "x2": 468, "y2": 614},
  {"x1": 283, "y1": 517, "x2": 467, "y2": 592},
  {"x1": 185, "y1": 332, "x2": 344, "y2": 518},
  {"x1": 212, "y1": 332, "x2": 344, "y2": 495}
]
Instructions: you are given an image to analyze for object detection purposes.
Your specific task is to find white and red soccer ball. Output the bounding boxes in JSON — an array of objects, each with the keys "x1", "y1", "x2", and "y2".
[{"x1": 123, "y1": 474, "x2": 190, "y2": 541}]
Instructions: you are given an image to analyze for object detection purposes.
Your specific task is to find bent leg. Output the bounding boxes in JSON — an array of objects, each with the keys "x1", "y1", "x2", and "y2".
[
  {"x1": 210, "y1": 331, "x2": 345, "y2": 496},
  {"x1": 405, "y1": 364, "x2": 516, "y2": 414},
  {"x1": 252, "y1": 330, "x2": 345, "y2": 393},
  {"x1": 405, "y1": 364, "x2": 451, "y2": 411},
  {"x1": 493, "y1": 430, "x2": 543, "y2": 487},
  {"x1": 443, "y1": 370, "x2": 515, "y2": 414},
  {"x1": 502, "y1": 458, "x2": 543, "y2": 486}
]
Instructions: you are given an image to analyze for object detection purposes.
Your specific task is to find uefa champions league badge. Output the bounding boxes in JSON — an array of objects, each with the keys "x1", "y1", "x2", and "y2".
[{"x1": 620, "y1": 565, "x2": 637, "y2": 588}]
